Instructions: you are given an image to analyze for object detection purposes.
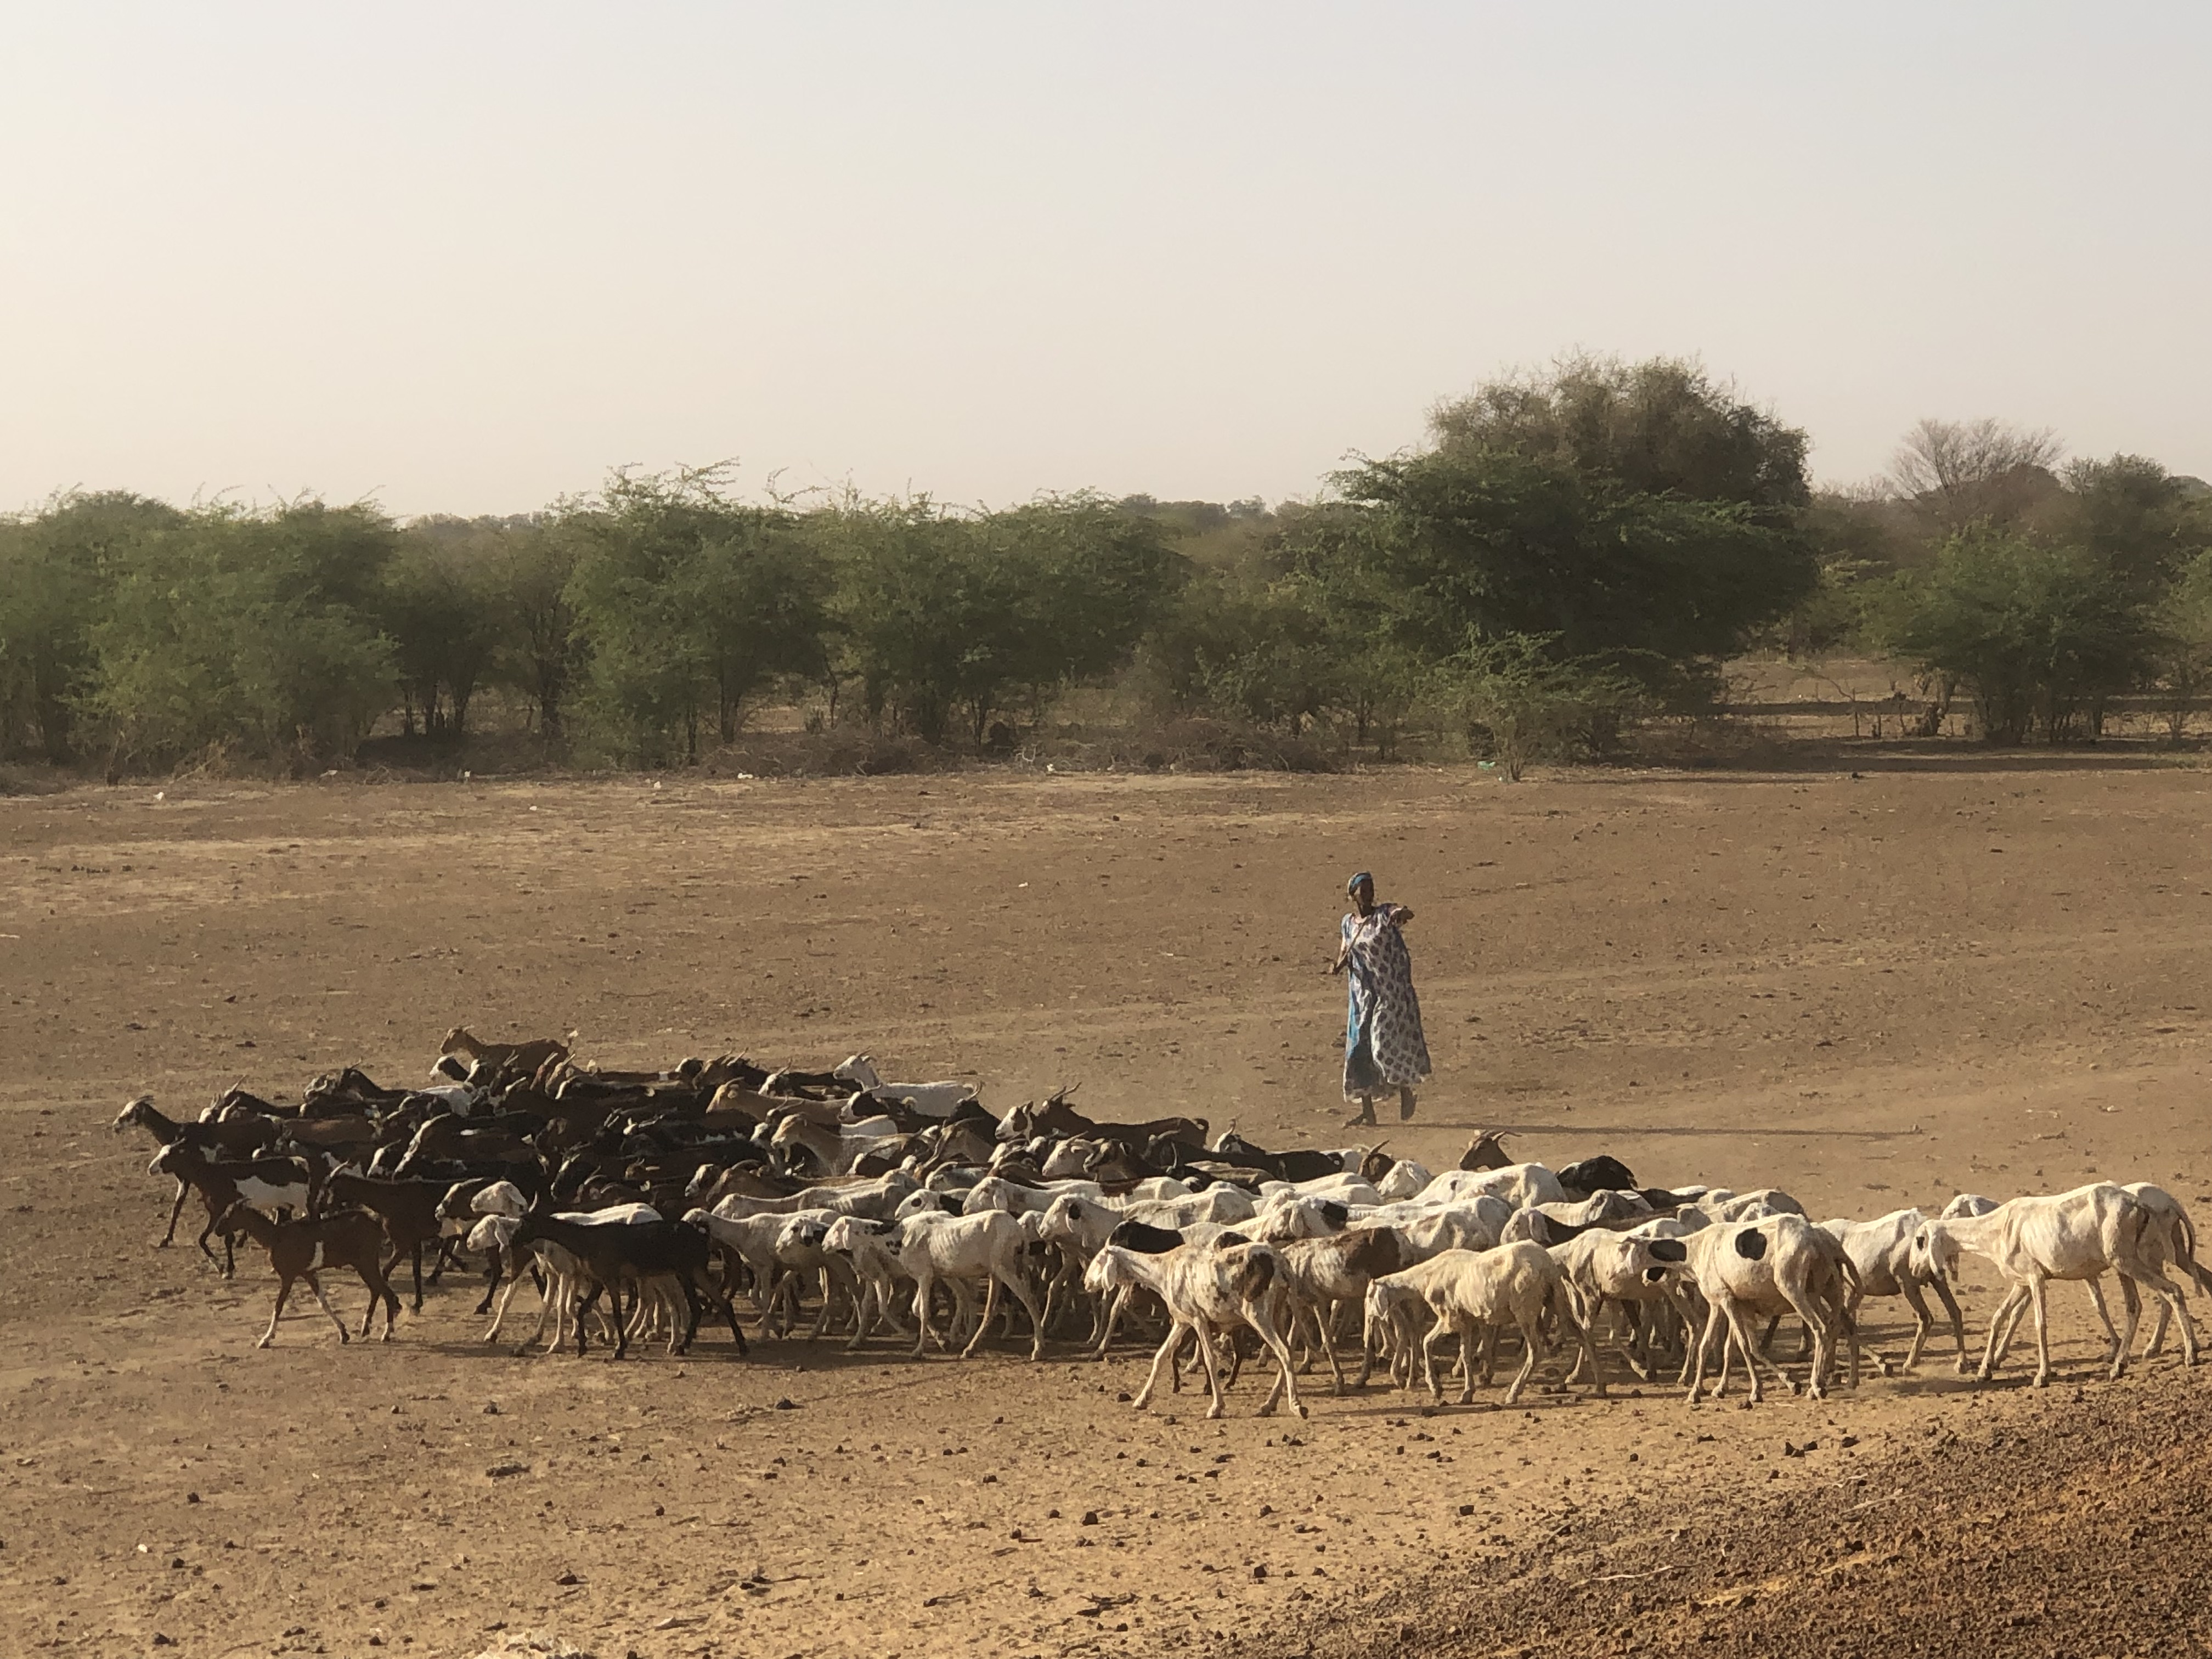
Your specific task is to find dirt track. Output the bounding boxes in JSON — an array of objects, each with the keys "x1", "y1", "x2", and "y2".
[{"x1": 3, "y1": 758, "x2": 2210, "y2": 1658}]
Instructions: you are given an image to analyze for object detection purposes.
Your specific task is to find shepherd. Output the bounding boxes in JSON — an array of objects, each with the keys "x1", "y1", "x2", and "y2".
[{"x1": 1330, "y1": 871, "x2": 1432, "y2": 1126}]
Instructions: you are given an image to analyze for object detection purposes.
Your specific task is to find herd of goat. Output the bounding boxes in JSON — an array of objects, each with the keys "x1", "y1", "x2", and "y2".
[{"x1": 114, "y1": 1026, "x2": 2212, "y2": 1416}]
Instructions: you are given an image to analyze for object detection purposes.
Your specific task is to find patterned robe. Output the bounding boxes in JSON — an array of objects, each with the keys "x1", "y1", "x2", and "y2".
[{"x1": 1341, "y1": 902, "x2": 1432, "y2": 1099}]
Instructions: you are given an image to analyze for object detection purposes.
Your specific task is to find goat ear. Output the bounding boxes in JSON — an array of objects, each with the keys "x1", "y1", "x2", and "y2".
[
  {"x1": 1734, "y1": 1228, "x2": 1769, "y2": 1261},
  {"x1": 1649, "y1": 1238, "x2": 1686, "y2": 1263}
]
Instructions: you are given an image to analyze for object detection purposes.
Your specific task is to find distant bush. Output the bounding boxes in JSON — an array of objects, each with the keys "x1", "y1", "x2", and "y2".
[
  {"x1": 1432, "y1": 634, "x2": 1648, "y2": 780},
  {"x1": 1872, "y1": 529, "x2": 2153, "y2": 744}
]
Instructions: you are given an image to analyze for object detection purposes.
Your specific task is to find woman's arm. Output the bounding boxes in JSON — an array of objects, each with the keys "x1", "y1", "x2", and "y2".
[{"x1": 1389, "y1": 904, "x2": 1414, "y2": 926}]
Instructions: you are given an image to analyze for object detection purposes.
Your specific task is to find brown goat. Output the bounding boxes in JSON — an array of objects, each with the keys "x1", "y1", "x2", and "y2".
[
  {"x1": 441, "y1": 1026, "x2": 571, "y2": 1088},
  {"x1": 1274, "y1": 1227, "x2": 1415, "y2": 1390},
  {"x1": 218, "y1": 1203, "x2": 400, "y2": 1346}
]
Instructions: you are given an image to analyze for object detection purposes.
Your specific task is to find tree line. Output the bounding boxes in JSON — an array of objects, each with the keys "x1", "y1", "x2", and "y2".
[{"x1": 4, "y1": 355, "x2": 2209, "y2": 775}]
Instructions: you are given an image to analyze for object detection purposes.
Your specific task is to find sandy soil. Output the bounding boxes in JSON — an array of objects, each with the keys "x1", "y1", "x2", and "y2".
[{"x1": 3, "y1": 755, "x2": 2210, "y2": 1658}]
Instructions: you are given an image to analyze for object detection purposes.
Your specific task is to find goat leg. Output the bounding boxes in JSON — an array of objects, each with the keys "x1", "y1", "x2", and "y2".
[
  {"x1": 2110, "y1": 1274, "x2": 2142, "y2": 1380},
  {"x1": 961, "y1": 1276, "x2": 1003, "y2": 1359},
  {"x1": 1503, "y1": 1313, "x2": 1547, "y2": 1407},
  {"x1": 301, "y1": 1271, "x2": 351, "y2": 1343},
  {"x1": 1132, "y1": 1323, "x2": 1183, "y2": 1410},
  {"x1": 257, "y1": 1273, "x2": 295, "y2": 1348},
  {"x1": 473, "y1": 1252, "x2": 503, "y2": 1318},
  {"x1": 160, "y1": 1180, "x2": 191, "y2": 1247},
  {"x1": 1927, "y1": 1273, "x2": 1971, "y2": 1373},
  {"x1": 1192, "y1": 1327, "x2": 1228, "y2": 1420},
  {"x1": 910, "y1": 1273, "x2": 935, "y2": 1358},
  {"x1": 1979, "y1": 1283, "x2": 2029, "y2": 1379}
]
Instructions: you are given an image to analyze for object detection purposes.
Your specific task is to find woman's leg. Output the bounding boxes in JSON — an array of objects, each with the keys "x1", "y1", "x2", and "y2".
[
  {"x1": 1398, "y1": 1086, "x2": 1417, "y2": 1121},
  {"x1": 1347, "y1": 1094, "x2": 1378, "y2": 1126}
]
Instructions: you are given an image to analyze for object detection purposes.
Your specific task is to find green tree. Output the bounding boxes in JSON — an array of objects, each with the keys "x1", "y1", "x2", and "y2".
[
  {"x1": 830, "y1": 494, "x2": 1180, "y2": 748},
  {"x1": 2055, "y1": 454, "x2": 2212, "y2": 592},
  {"x1": 1132, "y1": 570, "x2": 1337, "y2": 735},
  {"x1": 1430, "y1": 354, "x2": 1810, "y2": 516},
  {"x1": 84, "y1": 501, "x2": 398, "y2": 771},
  {"x1": 383, "y1": 521, "x2": 504, "y2": 737},
  {"x1": 1335, "y1": 447, "x2": 1815, "y2": 695},
  {"x1": 564, "y1": 468, "x2": 830, "y2": 762},
  {"x1": 1872, "y1": 529, "x2": 2152, "y2": 744},
  {"x1": 1325, "y1": 357, "x2": 1816, "y2": 706},
  {"x1": 0, "y1": 493, "x2": 180, "y2": 761},
  {"x1": 482, "y1": 520, "x2": 584, "y2": 742},
  {"x1": 2150, "y1": 549, "x2": 2212, "y2": 742}
]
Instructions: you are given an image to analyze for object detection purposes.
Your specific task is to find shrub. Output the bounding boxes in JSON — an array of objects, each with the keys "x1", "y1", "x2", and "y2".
[
  {"x1": 1432, "y1": 634, "x2": 1647, "y2": 780},
  {"x1": 1872, "y1": 529, "x2": 2153, "y2": 743}
]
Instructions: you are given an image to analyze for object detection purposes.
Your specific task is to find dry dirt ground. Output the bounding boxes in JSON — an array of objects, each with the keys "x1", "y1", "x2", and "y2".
[{"x1": 4, "y1": 757, "x2": 2211, "y2": 1659}]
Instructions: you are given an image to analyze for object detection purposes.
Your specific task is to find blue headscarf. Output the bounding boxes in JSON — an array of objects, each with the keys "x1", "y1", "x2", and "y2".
[{"x1": 1347, "y1": 871, "x2": 1373, "y2": 896}]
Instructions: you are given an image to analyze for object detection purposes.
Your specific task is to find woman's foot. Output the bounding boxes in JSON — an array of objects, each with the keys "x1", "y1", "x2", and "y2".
[
  {"x1": 1398, "y1": 1088, "x2": 1418, "y2": 1121},
  {"x1": 1345, "y1": 1099, "x2": 1378, "y2": 1127}
]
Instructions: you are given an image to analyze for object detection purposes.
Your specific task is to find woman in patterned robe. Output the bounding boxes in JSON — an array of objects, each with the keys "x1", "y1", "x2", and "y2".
[{"x1": 1331, "y1": 871, "x2": 1432, "y2": 1126}]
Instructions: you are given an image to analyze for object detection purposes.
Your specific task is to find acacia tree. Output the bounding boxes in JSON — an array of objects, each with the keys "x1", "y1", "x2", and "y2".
[
  {"x1": 1323, "y1": 356, "x2": 1817, "y2": 709},
  {"x1": 1434, "y1": 632, "x2": 1646, "y2": 780},
  {"x1": 564, "y1": 468, "x2": 830, "y2": 761},
  {"x1": 483, "y1": 521, "x2": 584, "y2": 742},
  {"x1": 1335, "y1": 449, "x2": 1815, "y2": 696},
  {"x1": 1430, "y1": 353, "x2": 1810, "y2": 515},
  {"x1": 2056, "y1": 454, "x2": 2212, "y2": 592},
  {"x1": 0, "y1": 493, "x2": 180, "y2": 761},
  {"x1": 1874, "y1": 528, "x2": 2152, "y2": 744},
  {"x1": 2151, "y1": 549, "x2": 2212, "y2": 742},
  {"x1": 84, "y1": 500, "x2": 398, "y2": 771},
  {"x1": 829, "y1": 494, "x2": 1181, "y2": 748},
  {"x1": 383, "y1": 522, "x2": 504, "y2": 737}
]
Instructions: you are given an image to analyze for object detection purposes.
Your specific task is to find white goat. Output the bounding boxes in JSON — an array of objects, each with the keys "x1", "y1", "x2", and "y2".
[
  {"x1": 1413, "y1": 1164, "x2": 1568, "y2": 1210},
  {"x1": 770, "y1": 1211, "x2": 866, "y2": 1339},
  {"x1": 1910, "y1": 1183, "x2": 2199, "y2": 1386},
  {"x1": 1403, "y1": 1242, "x2": 1600, "y2": 1406},
  {"x1": 1948, "y1": 1184, "x2": 2211, "y2": 1358},
  {"x1": 1255, "y1": 1172, "x2": 1385, "y2": 1208},
  {"x1": 820, "y1": 1214, "x2": 929, "y2": 1349},
  {"x1": 1817, "y1": 1208, "x2": 1968, "y2": 1373},
  {"x1": 689, "y1": 1207, "x2": 807, "y2": 1332},
  {"x1": 1549, "y1": 1230, "x2": 1698, "y2": 1385},
  {"x1": 1373, "y1": 1159, "x2": 1435, "y2": 1202},
  {"x1": 1677, "y1": 1215, "x2": 1858, "y2": 1404},
  {"x1": 834, "y1": 1054, "x2": 977, "y2": 1117},
  {"x1": 895, "y1": 1209, "x2": 1046, "y2": 1359},
  {"x1": 1082, "y1": 1241, "x2": 1307, "y2": 1419}
]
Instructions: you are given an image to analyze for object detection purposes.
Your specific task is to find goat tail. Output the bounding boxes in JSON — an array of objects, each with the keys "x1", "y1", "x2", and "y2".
[
  {"x1": 1546, "y1": 1277, "x2": 1583, "y2": 1340},
  {"x1": 2170, "y1": 1203, "x2": 2212, "y2": 1296}
]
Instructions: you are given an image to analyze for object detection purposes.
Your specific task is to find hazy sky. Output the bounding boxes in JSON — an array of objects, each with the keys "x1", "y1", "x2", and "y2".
[{"x1": 4, "y1": 3, "x2": 2208, "y2": 516}]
